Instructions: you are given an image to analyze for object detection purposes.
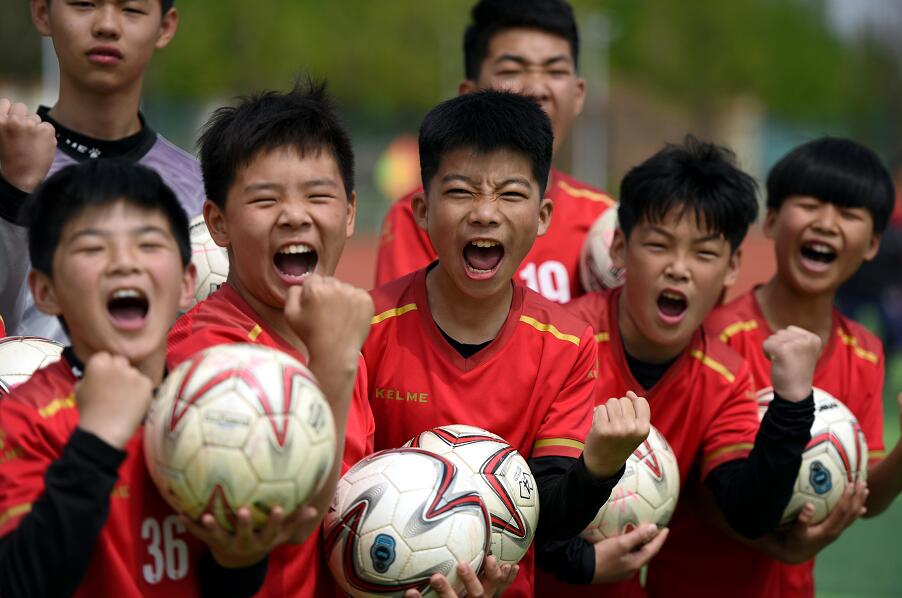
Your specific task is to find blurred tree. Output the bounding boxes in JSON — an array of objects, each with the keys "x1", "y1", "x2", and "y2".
[{"x1": 0, "y1": 2, "x2": 42, "y2": 81}]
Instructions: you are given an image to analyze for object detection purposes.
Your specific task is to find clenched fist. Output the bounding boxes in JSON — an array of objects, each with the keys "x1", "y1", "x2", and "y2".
[
  {"x1": 583, "y1": 391, "x2": 650, "y2": 479},
  {"x1": 763, "y1": 326, "x2": 821, "y2": 403},
  {"x1": 0, "y1": 99, "x2": 56, "y2": 193},
  {"x1": 76, "y1": 352, "x2": 154, "y2": 449}
]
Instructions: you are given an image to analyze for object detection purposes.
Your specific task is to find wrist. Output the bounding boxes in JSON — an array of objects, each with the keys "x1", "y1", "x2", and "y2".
[
  {"x1": 210, "y1": 548, "x2": 265, "y2": 569},
  {"x1": 77, "y1": 419, "x2": 133, "y2": 450}
]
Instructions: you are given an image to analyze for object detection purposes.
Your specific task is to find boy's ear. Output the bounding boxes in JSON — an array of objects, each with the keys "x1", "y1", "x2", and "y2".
[
  {"x1": 458, "y1": 80, "x2": 479, "y2": 96},
  {"x1": 724, "y1": 248, "x2": 742, "y2": 288},
  {"x1": 536, "y1": 197, "x2": 553, "y2": 237},
  {"x1": 763, "y1": 208, "x2": 778, "y2": 239},
  {"x1": 28, "y1": 269, "x2": 62, "y2": 316},
  {"x1": 572, "y1": 77, "x2": 587, "y2": 118},
  {"x1": 178, "y1": 262, "x2": 197, "y2": 312},
  {"x1": 411, "y1": 191, "x2": 429, "y2": 232},
  {"x1": 609, "y1": 228, "x2": 627, "y2": 270},
  {"x1": 155, "y1": 7, "x2": 179, "y2": 49},
  {"x1": 345, "y1": 191, "x2": 358, "y2": 238},
  {"x1": 863, "y1": 233, "x2": 881, "y2": 262},
  {"x1": 31, "y1": 0, "x2": 51, "y2": 36},
  {"x1": 204, "y1": 201, "x2": 229, "y2": 248}
]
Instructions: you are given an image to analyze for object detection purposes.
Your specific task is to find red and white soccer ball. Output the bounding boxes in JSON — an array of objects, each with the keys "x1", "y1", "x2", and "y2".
[
  {"x1": 324, "y1": 448, "x2": 490, "y2": 598},
  {"x1": 144, "y1": 343, "x2": 335, "y2": 529},
  {"x1": 189, "y1": 215, "x2": 229, "y2": 306},
  {"x1": 581, "y1": 425, "x2": 680, "y2": 541},
  {"x1": 0, "y1": 336, "x2": 64, "y2": 396},
  {"x1": 757, "y1": 387, "x2": 868, "y2": 525},
  {"x1": 404, "y1": 424, "x2": 539, "y2": 566},
  {"x1": 579, "y1": 206, "x2": 625, "y2": 292}
]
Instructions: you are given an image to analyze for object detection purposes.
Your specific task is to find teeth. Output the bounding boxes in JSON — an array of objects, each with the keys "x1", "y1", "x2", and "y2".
[
  {"x1": 111, "y1": 289, "x2": 141, "y2": 300},
  {"x1": 807, "y1": 243, "x2": 834, "y2": 255},
  {"x1": 471, "y1": 240, "x2": 499, "y2": 248},
  {"x1": 661, "y1": 291, "x2": 683, "y2": 300},
  {"x1": 280, "y1": 244, "x2": 313, "y2": 255}
]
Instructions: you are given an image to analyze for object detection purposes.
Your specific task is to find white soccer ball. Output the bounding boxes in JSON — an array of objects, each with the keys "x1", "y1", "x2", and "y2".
[
  {"x1": 144, "y1": 343, "x2": 335, "y2": 530},
  {"x1": 405, "y1": 424, "x2": 538, "y2": 565},
  {"x1": 757, "y1": 387, "x2": 868, "y2": 525},
  {"x1": 581, "y1": 425, "x2": 680, "y2": 541},
  {"x1": 189, "y1": 215, "x2": 229, "y2": 305},
  {"x1": 325, "y1": 448, "x2": 490, "y2": 597},
  {"x1": 0, "y1": 336, "x2": 64, "y2": 396},
  {"x1": 579, "y1": 206, "x2": 625, "y2": 291}
]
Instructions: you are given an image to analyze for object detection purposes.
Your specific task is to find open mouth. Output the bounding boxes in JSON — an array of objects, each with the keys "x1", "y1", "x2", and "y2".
[
  {"x1": 107, "y1": 288, "x2": 149, "y2": 330},
  {"x1": 656, "y1": 289, "x2": 688, "y2": 325},
  {"x1": 799, "y1": 242, "x2": 837, "y2": 271},
  {"x1": 273, "y1": 244, "x2": 317, "y2": 283},
  {"x1": 462, "y1": 239, "x2": 504, "y2": 279}
]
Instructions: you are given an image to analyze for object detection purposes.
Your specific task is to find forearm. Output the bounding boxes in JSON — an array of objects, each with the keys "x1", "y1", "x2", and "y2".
[
  {"x1": 0, "y1": 174, "x2": 28, "y2": 225},
  {"x1": 864, "y1": 447, "x2": 902, "y2": 517},
  {"x1": 0, "y1": 428, "x2": 124, "y2": 597},
  {"x1": 530, "y1": 455, "x2": 624, "y2": 543},
  {"x1": 535, "y1": 536, "x2": 596, "y2": 585},
  {"x1": 706, "y1": 393, "x2": 814, "y2": 538},
  {"x1": 199, "y1": 550, "x2": 269, "y2": 598}
]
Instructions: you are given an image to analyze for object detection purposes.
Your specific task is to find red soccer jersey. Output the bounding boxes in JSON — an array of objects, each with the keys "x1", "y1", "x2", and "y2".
[
  {"x1": 670, "y1": 289, "x2": 887, "y2": 598},
  {"x1": 364, "y1": 267, "x2": 598, "y2": 598},
  {"x1": 0, "y1": 356, "x2": 207, "y2": 597},
  {"x1": 0, "y1": 314, "x2": 5, "y2": 337},
  {"x1": 168, "y1": 283, "x2": 376, "y2": 598},
  {"x1": 375, "y1": 169, "x2": 615, "y2": 303},
  {"x1": 534, "y1": 287, "x2": 760, "y2": 598}
]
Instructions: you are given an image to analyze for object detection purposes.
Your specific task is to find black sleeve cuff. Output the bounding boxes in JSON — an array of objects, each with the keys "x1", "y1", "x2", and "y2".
[
  {"x1": 0, "y1": 175, "x2": 29, "y2": 225},
  {"x1": 199, "y1": 552, "x2": 269, "y2": 598},
  {"x1": 69, "y1": 428, "x2": 128, "y2": 475},
  {"x1": 764, "y1": 392, "x2": 815, "y2": 433},
  {"x1": 535, "y1": 537, "x2": 596, "y2": 585}
]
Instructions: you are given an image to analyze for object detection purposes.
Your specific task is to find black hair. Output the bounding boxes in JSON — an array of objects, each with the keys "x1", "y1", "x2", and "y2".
[
  {"x1": 618, "y1": 135, "x2": 759, "y2": 252},
  {"x1": 22, "y1": 159, "x2": 191, "y2": 277},
  {"x1": 766, "y1": 137, "x2": 895, "y2": 234},
  {"x1": 464, "y1": 0, "x2": 580, "y2": 81},
  {"x1": 418, "y1": 90, "x2": 553, "y2": 195},
  {"x1": 198, "y1": 79, "x2": 355, "y2": 208}
]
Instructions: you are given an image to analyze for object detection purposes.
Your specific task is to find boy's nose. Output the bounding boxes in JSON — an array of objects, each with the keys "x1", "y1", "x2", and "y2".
[{"x1": 93, "y1": 6, "x2": 123, "y2": 39}]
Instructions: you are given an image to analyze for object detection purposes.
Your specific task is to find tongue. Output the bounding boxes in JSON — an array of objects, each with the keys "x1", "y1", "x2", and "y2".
[
  {"x1": 464, "y1": 245, "x2": 503, "y2": 271},
  {"x1": 274, "y1": 253, "x2": 315, "y2": 277},
  {"x1": 658, "y1": 296, "x2": 686, "y2": 317},
  {"x1": 109, "y1": 300, "x2": 146, "y2": 322}
]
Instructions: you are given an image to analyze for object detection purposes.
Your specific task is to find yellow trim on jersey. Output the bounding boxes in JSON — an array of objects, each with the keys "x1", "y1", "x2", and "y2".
[
  {"x1": 869, "y1": 450, "x2": 886, "y2": 460},
  {"x1": 247, "y1": 324, "x2": 263, "y2": 342},
  {"x1": 837, "y1": 330, "x2": 879, "y2": 365},
  {"x1": 38, "y1": 393, "x2": 76, "y2": 419},
  {"x1": 534, "y1": 438, "x2": 585, "y2": 451},
  {"x1": 372, "y1": 303, "x2": 418, "y2": 325},
  {"x1": 594, "y1": 332, "x2": 610, "y2": 343},
  {"x1": 690, "y1": 349, "x2": 736, "y2": 383},
  {"x1": 703, "y1": 442, "x2": 754, "y2": 467},
  {"x1": 0, "y1": 503, "x2": 32, "y2": 529},
  {"x1": 719, "y1": 319, "x2": 758, "y2": 343},
  {"x1": 556, "y1": 180, "x2": 615, "y2": 205},
  {"x1": 519, "y1": 316, "x2": 581, "y2": 346}
]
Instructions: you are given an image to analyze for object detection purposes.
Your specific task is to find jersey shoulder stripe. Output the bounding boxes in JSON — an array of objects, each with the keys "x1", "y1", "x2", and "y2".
[
  {"x1": 835, "y1": 315, "x2": 883, "y2": 366},
  {"x1": 554, "y1": 178, "x2": 615, "y2": 206},
  {"x1": 518, "y1": 315, "x2": 581, "y2": 346},
  {"x1": 37, "y1": 393, "x2": 76, "y2": 419},
  {"x1": 372, "y1": 303, "x2": 418, "y2": 325},
  {"x1": 689, "y1": 349, "x2": 736, "y2": 383},
  {"x1": 718, "y1": 319, "x2": 758, "y2": 343}
]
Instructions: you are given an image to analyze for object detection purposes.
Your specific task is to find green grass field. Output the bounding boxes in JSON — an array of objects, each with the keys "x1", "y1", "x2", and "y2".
[{"x1": 815, "y1": 353, "x2": 902, "y2": 597}]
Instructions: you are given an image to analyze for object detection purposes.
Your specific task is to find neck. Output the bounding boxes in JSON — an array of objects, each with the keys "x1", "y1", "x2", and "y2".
[
  {"x1": 755, "y1": 277, "x2": 835, "y2": 348},
  {"x1": 617, "y1": 290, "x2": 688, "y2": 364},
  {"x1": 426, "y1": 265, "x2": 512, "y2": 344},
  {"x1": 226, "y1": 276, "x2": 309, "y2": 359},
  {"x1": 70, "y1": 341, "x2": 167, "y2": 386},
  {"x1": 49, "y1": 72, "x2": 144, "y2": 140}
]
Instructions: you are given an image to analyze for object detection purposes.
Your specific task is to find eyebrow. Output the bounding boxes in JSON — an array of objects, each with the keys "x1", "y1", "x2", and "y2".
[
  {"x1": 493, "y1": 54, "x2": 572, "y2": 67},
  {"x1": 68, "y1": 224, "x2": 169, "y2": 241}
]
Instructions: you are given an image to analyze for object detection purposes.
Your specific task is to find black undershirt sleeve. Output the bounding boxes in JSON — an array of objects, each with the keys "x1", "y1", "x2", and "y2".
[
  {"x1": 0, "y1": 175, "x2": 28, "y2": 225},
  {"x1": 705, "y1": 392, "x2": 815, "y2": 539},
  {"x1": 199, "y1": 551, "x2": 269, "y2": 598}
]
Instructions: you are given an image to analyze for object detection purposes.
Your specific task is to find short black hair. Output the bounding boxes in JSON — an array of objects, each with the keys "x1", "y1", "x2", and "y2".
[
  {"x1": 198, "y1": 79, "x2": 355, "y2": 208},
  {"x1": 618, "y1": 135, "x2": 759, "y2": 252},
  {"x1": 419, "y1": 90, "x2": 553, "y2": 196},
  {"x1": 22, "y1": 159, "x2": 191, "y2": 277},
  {"x1": 464, "y1": 0, "x2": 580, "y2": 81},
  {"x1": 766, "y1": 137, "x2": 895, "y2": 234}
]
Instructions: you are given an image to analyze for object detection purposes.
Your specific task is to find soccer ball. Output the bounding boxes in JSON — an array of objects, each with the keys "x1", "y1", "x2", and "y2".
[
  {"x1": 325, "y1": 448, "x2": 490, "y2": 597},
  {"x1": 757, "y1": 387, "x2": 868, "y2": 525},
  {"x1": 0, "y1": 336, "x2": 64, "y2": 396},
  {"x1": 144, "y1": 343, "x2": 335, "y2": 529},
  {"x1": 189, "y1": 215, "x2": 229, "y2": 305},
  {"x1": 579, "y1": 206, "x2": 625, "y2": 291},
  {"x1": 405, "y1": 424, "x2": 538, "y2": 565},
  {"x1": 581, "y1": 425, "x2": 680, "y2": 541}
]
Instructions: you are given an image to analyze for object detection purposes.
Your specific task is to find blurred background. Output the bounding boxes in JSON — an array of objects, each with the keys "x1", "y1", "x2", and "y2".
[{"x1": 2, "y1": 1, "x2": 901, "y2": 595}]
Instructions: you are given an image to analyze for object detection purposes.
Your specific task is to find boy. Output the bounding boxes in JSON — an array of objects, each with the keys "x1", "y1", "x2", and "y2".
[
  {"x1": 166, "y1": 82, "x2": 382, "y2": 597},
  {"x1": 690, "y1": 137, "x2": 901, "y2": 597},
  {"x1": 376, "y1": 0, "x2": 614, "y2": 303},
  {"x1": 364, "y1": 90, "x2": 650, "y2": 598},
  {"x1": 0, "y1": 0, "x2": 203, "y2": 342},
  {"x1": 536, "y1": 137, "x2": 821, "y2": 596},
  {"x1": 0, "y1": 160, "x2": 319, "y2": 596}
]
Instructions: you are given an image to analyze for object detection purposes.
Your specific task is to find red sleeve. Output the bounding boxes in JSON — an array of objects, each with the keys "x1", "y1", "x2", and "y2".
[
  {"x1": 532, "y1": 327, "x2": 597, "y2": 459},
  {"x1": 167, "y1": 320, "x2": 250, "y2": 368},
  {"x1": 701, "y1": 361, "x2": 759, "y2": 479},
  {"x1": 342, "y1": 356, "x2": 374, "y2": 473},
  {"x1": 0, "y1": 400, "x2": 57, "y2": 537},
  {"x1": 374, "y1": 195, "x2": 435, "y2": 287},
  {"x1": 0, "y1": 314, "x2": 5, "y2": 337},
  {"x1": 857, "y1": 349, "x2": 886, "y2": 464}
]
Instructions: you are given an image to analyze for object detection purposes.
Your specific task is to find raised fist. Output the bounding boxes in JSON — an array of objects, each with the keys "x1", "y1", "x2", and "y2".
[
  {"x1": 763, "y1": 326, "x2": 821, "y2": 403},
  {"x1": 583, "y1": 391, "x2": 650, "y2": 479},
  {"x1": 0, "y1": 99, "x2": 56, "y2": 193}
]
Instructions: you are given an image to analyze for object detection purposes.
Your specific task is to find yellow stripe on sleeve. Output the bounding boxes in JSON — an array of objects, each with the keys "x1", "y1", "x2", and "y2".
[
  {"x1": 837, "y1": 331, "x2": 879, "y2": 365},
  {"x1": 0, "y1": 503, "x2": 32, "y2": 529},
  {"x1": 719, "y1": 319, "x2": 758, "y2": 343},
  {"x1": 371, "y1": 303, "x2": 418, "y2": 325},
  {"x1": 556, "y1": 180, "x2": 616, "y2": 205},
  {"x1": 247, "y1": 324, "x2": 263, "y2": 342},
  {"x1": 533, "y1": 438, "x2": 586, "y2": 452},
  {"x1": 869, "y1": 450, "x2": 886, "y2": 460},
  {"x1": 38, "y1": 393, "x2": 76, "y2": 419},
  {"x1": 519, "y1": 316, "x2": 581, "y2": 346},
  {"x1": 594, "y1": 332, "x2": 610, "y2": 343},
  {"x1": 690, "y1": 349, "x2": 736, "y2": 383},
  {"x1": 703, "y1": 442, "x2": 754, "y2": 467}
]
